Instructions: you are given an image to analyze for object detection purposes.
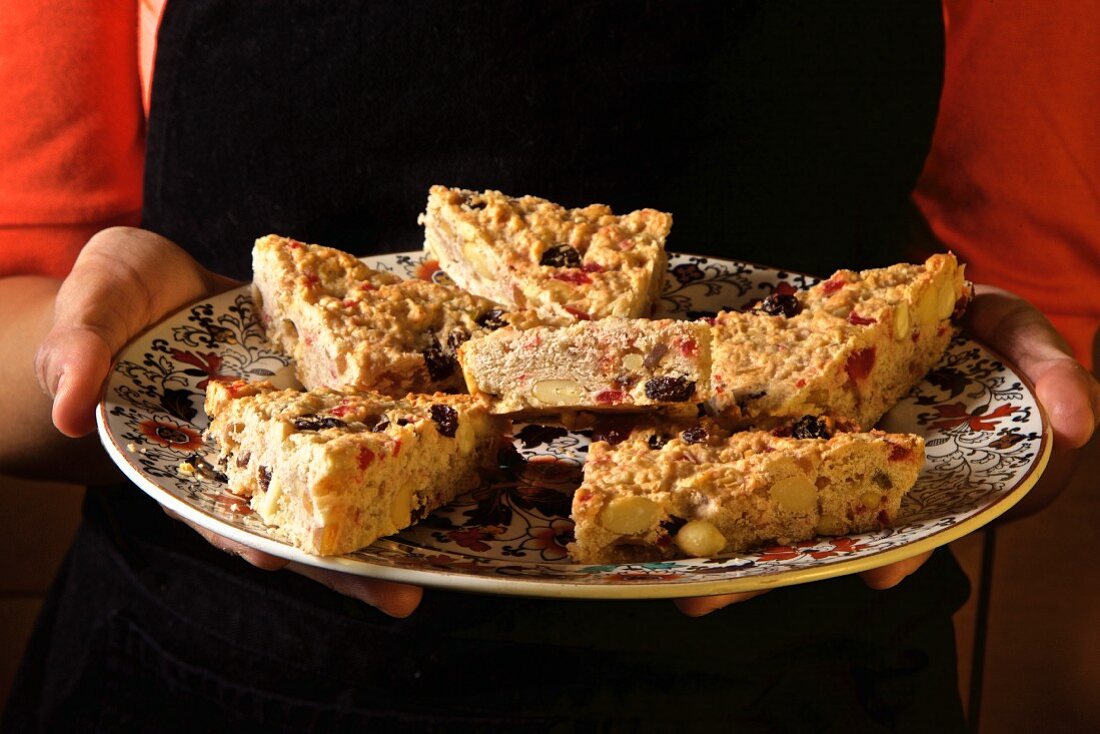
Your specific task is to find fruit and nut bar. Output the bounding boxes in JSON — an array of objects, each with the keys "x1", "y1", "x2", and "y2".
[
  {"x1": 253, "y1": 234, "x2": 529, "y2": 396},
  {"x1": 457, "y1": 317, "x2": 711, "y2": 414},
  {"x1": 569, "y1": 418, "x2": 924, "y2": 564},
  {"x1": 709, "y1": 253, "x2": 971, "y2": 430},
  {"x1": 204, "y1": 379, "x2": 504, "y2": 555},
  {"x1": 420, "y1": 185, "x2": 671, "y2": 324}
]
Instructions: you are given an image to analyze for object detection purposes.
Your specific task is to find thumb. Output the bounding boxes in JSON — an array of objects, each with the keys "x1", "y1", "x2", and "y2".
[{"x1": 34, "y1": 227, "x2": 237, "y2": 437}]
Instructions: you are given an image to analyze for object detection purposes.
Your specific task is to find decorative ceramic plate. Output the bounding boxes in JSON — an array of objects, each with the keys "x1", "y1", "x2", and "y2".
[{"x1": 97, "y1": 252, "x2": 1050, "y2": 599}]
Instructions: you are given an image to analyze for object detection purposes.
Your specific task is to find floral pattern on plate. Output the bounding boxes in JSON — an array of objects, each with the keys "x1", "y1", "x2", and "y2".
[{"x1": 97, "y1": 253, "x2": 1050, "y2": 598}]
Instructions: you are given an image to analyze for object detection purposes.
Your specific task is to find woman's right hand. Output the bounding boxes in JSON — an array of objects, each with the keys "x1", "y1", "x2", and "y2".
[{"x1": 33, "y1": 226, "x2": 423, "y2": 617}]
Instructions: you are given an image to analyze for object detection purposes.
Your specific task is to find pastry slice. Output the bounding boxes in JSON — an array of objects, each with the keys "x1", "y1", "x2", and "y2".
[
  {"x1": 568, "y1": 418, "x2": 924, "y2": 564},
  {"x1": 253, "y1": 234, "x2": 530, "y2": 396},
  {"x1": 708, "y1": 253, "x2": 971, "y2": 430},
  {"x1": 204, "y1": 379, "x2": 504, "y2": 555},
  {"x1": 458, "y1": 317, "x2": 711, "y2": 414},
  {"x1": 419, "y1": 185, "x2": 671, "y2": 324}
]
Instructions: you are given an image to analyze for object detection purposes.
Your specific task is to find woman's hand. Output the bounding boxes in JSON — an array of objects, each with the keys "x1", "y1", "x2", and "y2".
[
  {"x1": 34, "y1": 226, "x2": 423, "y2": 617},
  {"x1": 676, "y1": 284, "x2": 1099, "y2": 617}
]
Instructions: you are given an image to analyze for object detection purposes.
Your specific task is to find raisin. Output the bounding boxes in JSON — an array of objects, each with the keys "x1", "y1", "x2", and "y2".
[
  {"x1": 872, "y1": 470, "x2": 893, "y2": 490},
  {"x1": 429, "y1": 404, "x2": 459, "y2": 437},
  {"x1": 258, "y1": 466, "x2": 272, "y2": 492},
  {"x1": 447, "y1": 327, "x2": 471, "y2": 353},
  {"x1": 660, "y1": 515, "x2": 688, "y2": 536},
  {"x1": 644, "y1": 376, "x2": 695, "y2": 402},
  {"x1": 791, "y1": 415, "x2": 831, "y2": 439},
  {"x1": 396, "y1": 417, "x2": 412, "y2": 427},
  {"x1": 235, "y1": 451, "x2": 251, "y2": 468},
  {"x1": 736, "y1": 389, "x2": 767, "y2": 412},
  {"x1": 371, "y1": 416, "x2": 391, "y2": 432},
  {"x1": 293, "y1": 414, "x2": 347, "y2": 431},
  {"x1": 423, "y1": 337, "x2": 457, "y2": 381},
  {"x1": 539, "y1": 244, "x2": 582, "y2": 268},
  {"x1": 476, "y1": 308, "x2": 508, "y2": 330},
  {"x1": 643, "y1": 343, "x2": 669, "y2": 370},
  {"x1": 648, "y1": 433, "x2": 668, "y2": 450},
  {"x1": 680, "y1": 424, "x2": 707, "y2": 444},
  {"x1": 754, "y1": 293, "x2": 802, "y2": 318}
]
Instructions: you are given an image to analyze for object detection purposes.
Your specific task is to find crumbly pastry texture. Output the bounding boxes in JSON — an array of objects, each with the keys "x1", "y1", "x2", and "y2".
[
  {"x1": 252, "y1": 234, "x2": 530, "y2": 396},
  {"x1": 419, "y1": 185, "x2": 671, "y2": 324},
  {"x1": 457, "y1": 317, "x2": 712, "y2": 414},
  {"x1": 708, "y1": 253, "x2": 971, "y2": 430},
  {"x1": 204, "y1": 379, "x2": 503, "y2": 555},
  {"x1": 569, "y1": 418, "x2": 925, "y2": 564}
]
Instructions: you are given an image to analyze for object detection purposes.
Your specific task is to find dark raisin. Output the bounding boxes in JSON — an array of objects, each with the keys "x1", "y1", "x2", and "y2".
[
  {"x1": 258, "y1": 466, "x2": 272, "y2": 492},
  {"x1": 660, "y1": 515, "x2": 688, "y2": 536},
  {"x1": 754, "y1": 294, "x2": 802, "y2": 318},
  {"x1": 648, "y1": 434, "x2": 668, "y2": 450},
  {"x1": 464, "y1": 193, "x2": 486, "y2": 210},
  {"x1": 429, "y1": 404, "x2": 459, "y2": 437},
  {"x1": 423, "y1": 337, "x2": 456, "y2": 381},
  {"x1": 791, "y1": 415, "x2": 832, "y2": 440},
  {"x1": 293, "y1": 414, "x2": 347, "y2": 431},
  {"x1": 447, "y1": 327, "x2": 471, "y2": 353},
  {"x1": 680, "y1": 424, "x2": 708, "y2": 444},
  {"x1": 736, "y1": 390, "x2": 767, "y2": 411},
  {"x1": 396, "y1": 417, "x2": 412, "y2": 427},
  {"x1": 235, "y1": 451, "x2": 251, "y2": 468},
  {"x1": 371, "y1": 416, "x2": 391, "y2": 432},
  {"x1": 476, "y1": 308, "x2": 508, "y2": 330},
  {"x1": 644, "y1": 376, "x2": 695, "y2": 402},
  {"x1": 872, "y1": 470, "x2": 893, "y2": 490},
  {"x1": 539, "y1": 244, "x2": 582, "y2": 268}
]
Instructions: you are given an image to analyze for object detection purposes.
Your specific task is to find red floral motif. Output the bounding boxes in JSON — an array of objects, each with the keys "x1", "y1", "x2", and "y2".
[
  {"x1": 213, "y1": 493, "x2": 252, "y2": 515},
  {"x1": 416, "y1": 259, "x2": 441, "y2": 281},
  {"x1": 607, "y1": 572, "x2": 683, "y2": 582},
  {"x1": 521, "y1": 519, "x2": 575, "y2": 561},
  {"x1": 928, "y1": 402, "x2": 1019, "y2": 432},
  {"x1": 757, "y1": 540, "x2": 819, "y2": 562},
  {"x1": 170, "y1": 349, "x2": 228, "y2": 389},
  {"x1": 139, "y1": 420, "x2": 204, "y2": 451},
  {"x1": 758, "y1": 537, "x2": 870, "y2": 562},
  {"x1": 807, "y1": 537, "x2": 870, "y2": 559}
]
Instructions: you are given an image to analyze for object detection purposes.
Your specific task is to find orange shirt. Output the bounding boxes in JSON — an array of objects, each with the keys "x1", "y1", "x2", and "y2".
[
  {"x1": 914, "y1": 1, "x2": 1100, "y2": 368},
  {"x1": 3, "y1": 1, "x2": 1097, "y2": 368}
]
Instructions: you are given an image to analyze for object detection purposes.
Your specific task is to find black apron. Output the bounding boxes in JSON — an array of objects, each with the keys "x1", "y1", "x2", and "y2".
[{"x1": 4, "y1": 2, "x2": 968, "y2": 732}]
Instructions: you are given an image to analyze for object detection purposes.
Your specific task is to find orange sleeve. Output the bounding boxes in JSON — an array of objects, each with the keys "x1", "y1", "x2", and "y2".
[
  {"x1": 913, "y1": 0, "x2": 1100, "y2": 369},
  {"x1": 0, "y1": 1, "x2": 146, "y2": 279}
]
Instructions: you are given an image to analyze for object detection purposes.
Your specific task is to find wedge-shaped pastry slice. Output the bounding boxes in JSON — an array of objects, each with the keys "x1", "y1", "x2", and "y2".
[
  {"x1": 709, "y1": 253, "x2": 971, "y2": 430},
  {"x1": 458, "y1": 317, "x2": 711, "y2": 414},
  {"x1": 205, "y1": 380, "x2": 504, "y2": 555},
  {"x1": 569, "y1": 418, "x2": 924, "y2": 564},
  {"x1": 420, "y1": 185, "x2": 671, "y2": 324},
  {"x1": 253, "y1": 234, "x2": 529, "y2": 396}
]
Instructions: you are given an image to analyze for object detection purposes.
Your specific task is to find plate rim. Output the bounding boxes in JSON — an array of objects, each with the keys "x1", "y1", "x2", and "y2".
[{"x1": 95, "y1": 254, "x2": 1053, "y2": 599}]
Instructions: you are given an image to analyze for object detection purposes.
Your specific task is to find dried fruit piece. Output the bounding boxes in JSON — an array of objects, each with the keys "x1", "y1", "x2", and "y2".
[
  {"x1": 292, "y1": 415, "x2": 347, "y2": 431},
  {"x1": 791, "y1": 415, "x2": 832, "y2": 440},
  {"x1": 680, "y1": 424, "x2": 708, "y2": 444},
  {"x1": 755, "y1": 293, "x2": 802, "y2": 317},
  {"x1": 648, "y1": 433, "x2": 668, "y2": 450},
  {"x1": 422, "y1": 337, "x2": 457, "y2": 381},
  {"x1": 429, "y1": 404, "x2": 459, "y2": 437},
  {"x1": 476, "y1": 308, "x2": 508, "y2": 330},
  {"x1": 539, "y1": 244, "x2": 583, "y2": 268},
  {"x1": 621, "y1": 353, "x2": 644, "y2": 371},
  {"x1": 893, "y1": 302, "x2": 911, "y2": 340},
  {"x1": 642, "y1": 343, "x2": 669, "y2": 370},
  {"x1": 644, "y1": 376, "x2": 695, "y2": 402}
]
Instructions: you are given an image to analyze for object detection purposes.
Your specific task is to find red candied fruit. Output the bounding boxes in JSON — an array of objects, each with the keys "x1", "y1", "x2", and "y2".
[
  {"x1": 582, "y1": 262, "x2": 605, "y2": 274},
  {"x1": 678, "y1": 338, "x2": 699, "y2": 358},
  {"x1": 847, "y1": 311, "x2": 876, "y2": 326},
  {"x1": 303, "y1": 272, "x2": 321, "y2": 288},
  {"x1": 795, "y1": 378, "x2": 807, "y2": 388},
  {"x1": 595, "y1": 389, "x2": 624, "y2": 405},
  {"x1": 887, "y1": 442, "x2": 912, "y2": 461},
  {"x1": 342, "y1": 299, "x2": 359, "y2": 308},
  {"x1": 575, "y1": 489, "x2": 593, "y2": 505},
  {"x1": 357, "y1": 446, "x2": 376, "y2": 470},
  {"x1": 822, "y1": 278, "x2": 845, "y2": 295},
  {"x1": 288, "y1": 240, "x2": 304, "y2": 250},
  {"x1": 553, "y1": 270, "x2": 592, "y2": 285},
  {"x1": 329, "y1": 403, "x2": 353, "y2": 417},
  {"x1": 775, "y1": 282, "x2": 798, "y2": 296},
  {"x1": 845, "y1": 347, "x2": 876, "y2": 383}
]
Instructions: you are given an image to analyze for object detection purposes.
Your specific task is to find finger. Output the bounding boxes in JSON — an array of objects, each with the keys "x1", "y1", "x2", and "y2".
[
  {"x1": 859, "y1": 550, "x2": 932, "y2": 590},
  {"x1": 287, "y1": 563, "x2": 424, "y2": 618},
  {"x1": 966, "y1": 286, "x2": 1100, "y2": 449},
  {"x1": 161, "y1": 505, "x2": 289, "y2": 571},
  {"x1": 673, "y1": 590, "x2": 767, "y2": 617},
  {"x1": 34, "y1": 227, "x2": 238, "y2": 437}
]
